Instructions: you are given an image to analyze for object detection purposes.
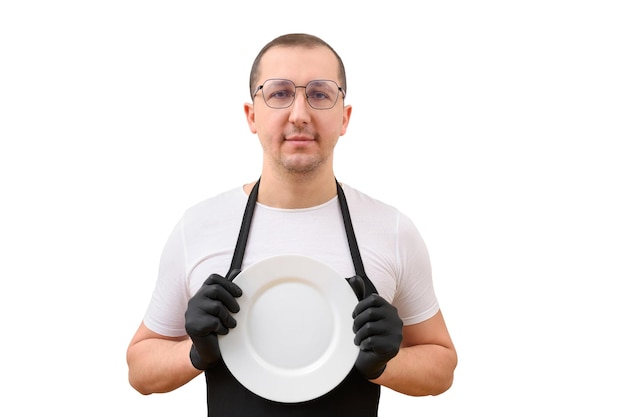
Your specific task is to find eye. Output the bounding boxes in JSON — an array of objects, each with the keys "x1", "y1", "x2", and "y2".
[
  {"x1": 308, "y1": 90, "x2": 331, "y2": 100},
  {"x1": 269, "y1": 89, "x2": 293, "y2": 100},
  {"x1": 306, "y1": 81, "x2": 337, "y2": 104}
]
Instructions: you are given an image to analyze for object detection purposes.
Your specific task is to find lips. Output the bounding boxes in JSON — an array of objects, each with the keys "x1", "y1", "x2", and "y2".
[
  {"x1": 284, "y1": 129, "x2": 315, "y2": 142},
  {"x1": 284, "y1": 136, "x2": 314, "y2": 142}
]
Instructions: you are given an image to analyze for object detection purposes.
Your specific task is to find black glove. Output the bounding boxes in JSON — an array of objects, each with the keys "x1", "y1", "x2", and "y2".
[
  {"x1": 349, "y1": 276, "x2": 403, "y2": 379},
  {"x1": 184, "y1": 270, "x2": 242, "y2": 370}
]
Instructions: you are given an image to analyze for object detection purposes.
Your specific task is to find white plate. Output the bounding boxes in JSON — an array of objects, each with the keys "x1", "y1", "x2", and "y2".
[{"x1": 218, "y1": 254, "x2": 359, "y2": 403}]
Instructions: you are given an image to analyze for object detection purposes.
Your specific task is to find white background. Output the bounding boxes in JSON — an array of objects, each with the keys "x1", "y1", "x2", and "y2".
[{"x1": 1, "y1": 1, "x2": 625, "y2": 415}]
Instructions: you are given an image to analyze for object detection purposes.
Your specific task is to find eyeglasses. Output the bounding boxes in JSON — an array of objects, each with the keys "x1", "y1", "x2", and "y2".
[{"x1": 253, "y1": 79, "x2": 345, "y2": 110}]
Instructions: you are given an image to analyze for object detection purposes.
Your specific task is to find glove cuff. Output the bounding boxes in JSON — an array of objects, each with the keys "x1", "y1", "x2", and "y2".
[
  {"x1": 366, "y1": 364, "x2": 386, "y2": 380},
  {"x1": 189, "y1": 345, "x2": 209, "y2": 371}
]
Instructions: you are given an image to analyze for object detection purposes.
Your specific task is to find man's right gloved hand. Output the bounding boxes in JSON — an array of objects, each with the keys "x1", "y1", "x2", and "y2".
[{"x1": 184, "y1": 271, "x2": 242, "y2": 370}]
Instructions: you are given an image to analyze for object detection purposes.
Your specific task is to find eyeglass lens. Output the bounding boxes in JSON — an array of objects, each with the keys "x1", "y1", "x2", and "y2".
[{"x1": 260, "y1": 79, "x2": 341, "y2": 109}]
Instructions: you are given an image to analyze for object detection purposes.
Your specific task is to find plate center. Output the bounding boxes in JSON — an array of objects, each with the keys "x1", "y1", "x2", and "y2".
[{"x1": 247, "y1": 278, "x2": 334, "y2": 370}]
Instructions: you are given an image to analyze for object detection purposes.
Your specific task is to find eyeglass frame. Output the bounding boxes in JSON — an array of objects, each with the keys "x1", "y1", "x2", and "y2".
[{"x1": 252, "y1": 78, "x2": 346, "y2": 110}]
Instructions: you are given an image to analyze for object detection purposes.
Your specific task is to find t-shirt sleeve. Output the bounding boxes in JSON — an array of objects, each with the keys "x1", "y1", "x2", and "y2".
[
  {"x1": 394, "y1": 213, "x2": 440, "y2": 326},
  {"x1": 143, "y1": 216, "x2": 191, "y2": 337}
]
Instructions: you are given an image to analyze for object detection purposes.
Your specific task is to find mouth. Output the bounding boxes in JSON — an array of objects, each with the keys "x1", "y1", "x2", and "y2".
[
  {"x1": 284, "y1": 135, "x2": 315, "y2": 142},
  {"x1": 283, "y1": 136, "x2": 316, "y2": 149}
]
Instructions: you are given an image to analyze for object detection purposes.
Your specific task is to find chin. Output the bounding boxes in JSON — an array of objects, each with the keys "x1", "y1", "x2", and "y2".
[{"x1": 281, "y1": 157, "x2": 323, "y2": 175}]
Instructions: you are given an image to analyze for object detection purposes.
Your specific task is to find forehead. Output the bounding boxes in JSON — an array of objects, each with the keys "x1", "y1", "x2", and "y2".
[{"x1": 257, "y1": 45, "x2": 340, "y2": 84}]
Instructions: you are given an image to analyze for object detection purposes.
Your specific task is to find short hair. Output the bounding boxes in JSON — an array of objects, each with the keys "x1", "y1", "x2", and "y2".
[{"x1": 248, "y1": 33, "x2": 347, "y2": 99}]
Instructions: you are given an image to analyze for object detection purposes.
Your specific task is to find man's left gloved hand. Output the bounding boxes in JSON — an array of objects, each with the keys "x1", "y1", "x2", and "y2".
[{"x1": 352, "y1": 292, "x2": 403, "y2": 379}]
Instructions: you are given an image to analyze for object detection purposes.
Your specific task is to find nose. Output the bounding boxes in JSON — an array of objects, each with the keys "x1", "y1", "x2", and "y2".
[{"x1": 288, "y1": 87, "x2": 311, "y2": 125}]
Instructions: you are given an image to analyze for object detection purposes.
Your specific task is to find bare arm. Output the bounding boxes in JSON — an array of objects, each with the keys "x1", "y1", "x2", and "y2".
[
  {"x1": 126, "y1": 322, "x2": 203, "y2": 395},
  {"x1": 373, "y1": 310, "x2": 457, "y2": 396}
]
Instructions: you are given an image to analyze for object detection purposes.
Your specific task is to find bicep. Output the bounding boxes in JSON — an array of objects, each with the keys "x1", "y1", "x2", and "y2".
[
  {"x1": 128, "y1": 321, "x2": 188, "y2": 350},
  {"x1": 401, "y1": 310, "x2": 454, "y2": 350}
]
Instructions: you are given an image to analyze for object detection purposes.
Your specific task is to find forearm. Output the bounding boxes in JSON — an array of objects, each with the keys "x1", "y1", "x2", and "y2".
[
  {"x1": 374, "y1": 344, "x2": 457, "y2": 396},
  {"x1": 127, "y1": 337, "x2": 202, "y2": 395}
]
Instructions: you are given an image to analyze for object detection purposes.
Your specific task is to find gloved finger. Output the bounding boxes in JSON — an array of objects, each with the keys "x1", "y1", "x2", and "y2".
[
  {"x1": 353, "y1": 317, "x2": 402, "y2": 345},
  {"x1": 353, "y1": 305, "x2": 402, "y2": 334},
  {"x1": 345, "y1": 275, "x2": 365, "y2": 300},
  {"x1": 198, "y1": 277, "x2": 242, "y2": 313},
  {"x1": 353, "y1": 306, "x2": 384, "y2": 333},
  {"x1": 196, "y1": 298, "x2": 238, "y2": 332},
  {"x1": 185, "y1": 303, "x2": 234, "y2": 336},
  {"x1": 204, "y1": 273, "x2": 243, "y2": 298},
  {"x1": 353, "y1": 321, "x2": 388, "y2": 345},
  {"x1": 354, "y1": 327, "x2": 403, "y2": 353},
  {"x1": 352, "y1": 293, "x2": 387, "y2": 318},
  {"x1": 352, "y1": 294, "x2": 401, "y2": 330}
]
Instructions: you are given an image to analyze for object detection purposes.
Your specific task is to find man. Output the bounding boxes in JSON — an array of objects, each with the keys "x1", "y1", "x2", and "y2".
[{"x1": 127, "y1": 33, "x2": 457, "y2": 416}]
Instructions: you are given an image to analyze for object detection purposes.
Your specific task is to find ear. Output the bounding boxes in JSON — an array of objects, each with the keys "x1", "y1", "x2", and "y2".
[
  {"x1": 340, "y1": 104, "x2": 352, "y2": 136},
  {"x1": 244, "y1": 102, "x2": 257, "y2": 134}
]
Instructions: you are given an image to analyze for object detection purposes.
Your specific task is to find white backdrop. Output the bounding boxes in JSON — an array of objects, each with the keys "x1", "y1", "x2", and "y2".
[{"x1": 1, "y1": 1, "x2": 625, "y2": 415}]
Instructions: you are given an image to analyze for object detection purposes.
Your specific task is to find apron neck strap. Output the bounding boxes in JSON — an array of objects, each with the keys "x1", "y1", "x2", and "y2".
[
  {"x1": 228, "y1": 178, "x2": 260, "y2": 275},
  {"x1": 335, "y1": 180, "x2": 367, "y2": 278},
  {"x1": 227, "y1": 178, "x2": 367, "y2": 280}
]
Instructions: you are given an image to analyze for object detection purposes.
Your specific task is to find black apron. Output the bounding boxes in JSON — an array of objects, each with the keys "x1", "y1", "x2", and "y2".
[{"x1": 204, "y1": 179, "x2": 380, "y2": 416}]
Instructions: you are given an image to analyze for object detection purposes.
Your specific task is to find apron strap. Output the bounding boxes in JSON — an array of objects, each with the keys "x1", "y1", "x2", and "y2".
[
  {"x1": 227, "y1": 178, "x2": 377, "y2": 297},
  {"x1": 227, "y1": 178, "x2": 260, "y2": 277},
  {"x1": 336, "y1": 180, "x2": 378, "y2": 297},
  {"x1": 336, "y1": 180, "x2": 366, "y2": 278}
]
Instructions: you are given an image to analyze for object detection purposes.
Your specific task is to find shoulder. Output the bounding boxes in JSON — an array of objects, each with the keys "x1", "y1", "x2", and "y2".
[
  {"x1": 187, "y1": 186, "x2": 246, "y2": 212},
  {"x1": 184, "y1": 186, "x2": 246, "y2": 218},
  {"x1": 341, "y1": 183, "x2": 424, "y2": 249},
  {"x1": 176, "y1": 186, "x2": 248, "y2": 235},
  {"x1": 341, "y1": 183, "x2": 409, "y2": 223}
]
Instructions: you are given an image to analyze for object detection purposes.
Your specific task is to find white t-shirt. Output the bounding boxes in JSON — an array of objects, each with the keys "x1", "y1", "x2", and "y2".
[{"x1": 143, "y1": 183, "x2": 439, "y2": 337}]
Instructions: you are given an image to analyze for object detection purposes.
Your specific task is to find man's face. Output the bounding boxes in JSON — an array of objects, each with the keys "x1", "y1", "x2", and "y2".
[{"x1": 244, "y1": 46, "x2": 351, "y2": 177}]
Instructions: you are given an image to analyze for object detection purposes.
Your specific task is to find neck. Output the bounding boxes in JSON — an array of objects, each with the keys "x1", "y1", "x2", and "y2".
[{"x1": 245, "y1": 170, "x2": 338, "y2": 209}]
